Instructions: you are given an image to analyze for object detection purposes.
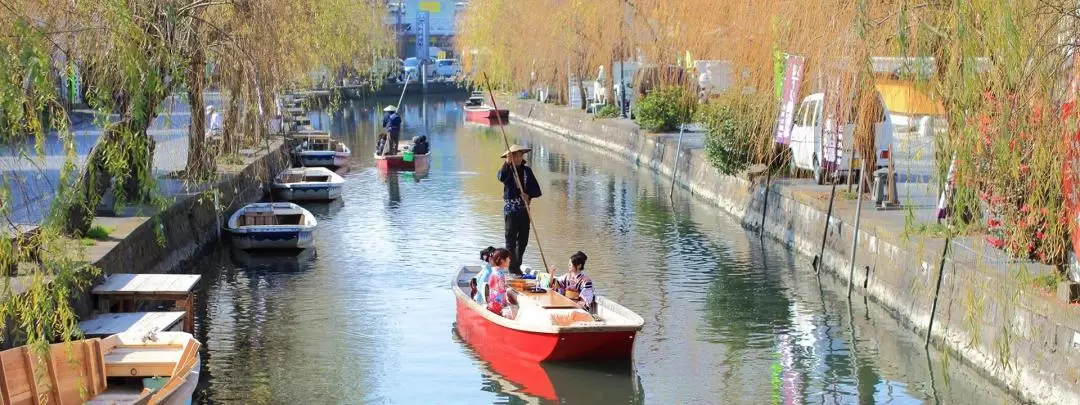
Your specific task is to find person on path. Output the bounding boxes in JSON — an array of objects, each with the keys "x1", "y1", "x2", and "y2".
[
  {"x1": 497, "y1": 144, "x2": 542, "y2": 275},
  {"x1": 382, "y1": 105, "x2": 402, "y2": 154},
  {"x1": 205, "y1": 105, "x2": 223, "y2": 139}
]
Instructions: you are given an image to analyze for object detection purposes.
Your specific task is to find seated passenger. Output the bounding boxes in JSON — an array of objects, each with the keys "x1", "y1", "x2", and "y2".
[
  {"x1": 473, "y1": 246, "x2": 498, "y2": 305},
  {"x1": 549, "y1": 251, "x2": 595, "y2": 311},
  {"x1": 486, "y1": 248, "x2": 514, "y2": 318},
  {"x1": 375, "y1": 133, "x2": 389, "y2": 156},
  {"x1": 412, "y1": 135, "x2": 430, "y2": 155}
]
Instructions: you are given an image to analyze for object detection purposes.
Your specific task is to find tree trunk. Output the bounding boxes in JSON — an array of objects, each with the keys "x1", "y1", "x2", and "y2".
[
  {"x1": 186, "y1": 47, "x2": 212, "y2": 180},
  {"x1": 222, "y1": 77, "x2": 242, "y2": 155}
]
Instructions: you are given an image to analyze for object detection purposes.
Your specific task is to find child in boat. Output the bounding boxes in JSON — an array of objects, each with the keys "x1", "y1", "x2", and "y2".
[
  {"x1": 376, "y1": 133, "x2": 389, "y2": 156},
  {"x1": 473, "y1": 246, "x2": 497, "y2": 304},
  {"x1": 412, "y1": 135, "x2": 430, "y2": 155},
  {"x1": 549, "y1": 251, "x2": 595, "y2": 312},
  {"x1": 487, "y1": 248, "x2": 514, "y2": 318}
]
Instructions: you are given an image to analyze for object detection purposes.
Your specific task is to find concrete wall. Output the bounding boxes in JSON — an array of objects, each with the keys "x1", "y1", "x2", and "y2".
[
  {"x1": 506, "y1": 98, "x2": 1080, "y2": 405},
  {"x1": 92, "y1": 141, "x2": 288, "y2": 276}
]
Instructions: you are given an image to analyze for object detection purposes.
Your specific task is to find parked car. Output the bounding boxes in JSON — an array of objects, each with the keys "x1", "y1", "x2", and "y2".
[
  {"x1": 788, "y1": 92, "x2": 893, "y2": 184},
  {"x1": 435, "y1": 59, "x2": 461, "y2": 78},
  {"x1": 403, "y1": 57, "x2": 436, "y2": 81}
]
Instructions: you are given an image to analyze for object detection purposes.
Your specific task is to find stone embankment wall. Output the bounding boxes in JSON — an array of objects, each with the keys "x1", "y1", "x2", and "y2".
[{"x1": 506, "y1": 98, "x2": 1080, "y2": 405}]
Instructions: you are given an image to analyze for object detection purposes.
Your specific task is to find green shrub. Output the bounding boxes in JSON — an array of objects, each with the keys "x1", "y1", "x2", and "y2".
[
  {"x1": 593, "y1": 104, "x2": 620, "y2": 119},
  {"x1": 634, "y1": 87, "x2": 695, "y2": 132},
  {"x1": 85, "y1": 225, "x2": 113, "y2": 241},
  {"x1": 699, "y1": 92, "x2": 776, "y2": 175}
]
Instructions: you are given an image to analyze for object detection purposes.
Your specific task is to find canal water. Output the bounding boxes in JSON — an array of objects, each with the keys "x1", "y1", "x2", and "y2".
[{"x1": 186, "y1": 95, "x2": 1017, "y2": 404}]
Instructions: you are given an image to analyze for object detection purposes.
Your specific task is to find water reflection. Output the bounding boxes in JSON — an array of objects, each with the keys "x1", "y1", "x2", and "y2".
[{"x1": 186, "y1": 95, "x2": 1021, "y2": 405}]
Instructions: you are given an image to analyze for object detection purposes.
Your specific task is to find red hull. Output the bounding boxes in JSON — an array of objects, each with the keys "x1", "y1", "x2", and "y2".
[
  {"x1": 464, "y1": 107, "x2": 510, "y2": 123},
  {"x1": 374, "y1": 153, "x2": 429, "y2": 171},
  {"x1": 454, "y1": 295, "x2": 637, "y2": 362}
]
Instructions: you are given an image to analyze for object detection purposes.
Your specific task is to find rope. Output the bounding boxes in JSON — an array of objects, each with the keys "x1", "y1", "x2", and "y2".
[{"x1": 481, "y1": 73, "x2": 551, "y2": 275}]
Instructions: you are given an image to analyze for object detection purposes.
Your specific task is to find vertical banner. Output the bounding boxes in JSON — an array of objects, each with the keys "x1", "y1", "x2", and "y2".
[
  {"x1": 415, "y1": 11, "x2": 430, "y2": 61},
  {"x1": 774, "y1": 55, "x2": 805, "y2": 145},
  {"x1": 822, "y1": 72, "x2": 853, "y2": 174},
  {"x1": 568, "y1": 75, "x2": 582, "y2": 109}
]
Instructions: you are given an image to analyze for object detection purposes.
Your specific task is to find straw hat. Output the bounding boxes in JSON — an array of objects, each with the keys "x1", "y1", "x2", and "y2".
[
  {"x1": 383, "y1": 105, "x2": 397, "y2": 112},
  {"x1": 500, "y1": 144, "x2": 532, "y2": 158}
]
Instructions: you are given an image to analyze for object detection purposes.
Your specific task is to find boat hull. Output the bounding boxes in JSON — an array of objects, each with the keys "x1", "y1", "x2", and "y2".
[
  {"x1": 271, "y1": 183, "x2": 343, "y2": 201},
  {"x1": 228, "y1": 228, "x2": 315, "y2": 250},
  {"x1": 465, "y1": 107, "x2": 510, "y2": 122},
  {"x1": 454, "y1": 295, "x2": 637, "y2": 362},
  {"x1": 375, "y1": 153, "x2": 430, "y2": 171},
  {"x1": 297, "y1": 151, "x2": 350, "y2": 168}
]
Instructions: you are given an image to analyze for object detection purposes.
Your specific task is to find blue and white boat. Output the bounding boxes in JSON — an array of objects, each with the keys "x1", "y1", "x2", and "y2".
[
  {"x1": 226, "y1": 202, "x2": 317, "y2": 250},
  {"x1": 272, "y1": 167, "x2": 345, "y2": 201},
  {"x1": 292, "y1": 131, "x2": 351, "y2": 167}
]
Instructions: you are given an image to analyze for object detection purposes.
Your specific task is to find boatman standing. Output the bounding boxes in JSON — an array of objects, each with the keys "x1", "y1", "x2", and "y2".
[
  {"x1": 382, "y1": 105, "x2": 402, "y2": 154},
  {"x1": 498, "y1": 144, "x2": 542, "y2": 275}
]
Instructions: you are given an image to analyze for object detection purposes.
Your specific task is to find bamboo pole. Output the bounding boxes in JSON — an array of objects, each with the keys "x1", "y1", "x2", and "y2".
[
  {"x1": 926, "y1": 237, "x2": 950, "y2": 349},
  {"x1": 481, "y1": 73, "x2": 551, "y2": 275},
  {"x1": 848, "y1": 156, "x2": 866, "y2": 298},
  {"x1": 669, "y1": 125, "x2": 685, "y2": 201}
]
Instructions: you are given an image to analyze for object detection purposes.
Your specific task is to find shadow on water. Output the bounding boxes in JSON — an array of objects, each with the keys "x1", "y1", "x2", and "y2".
[{"x1": 450, "y1": 326, "x2": 644, "y2": 405}]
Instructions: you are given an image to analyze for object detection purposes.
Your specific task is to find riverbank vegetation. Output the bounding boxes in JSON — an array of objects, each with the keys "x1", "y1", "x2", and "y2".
[
  {"x1": 458, "y1": 0, "x2": 1080, "y2": 276},
  {"x1": 0, "y1": 0, "x2": 392, "y2": 354}
]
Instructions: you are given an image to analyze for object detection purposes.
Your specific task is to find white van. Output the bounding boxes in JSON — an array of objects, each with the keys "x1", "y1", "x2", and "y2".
[{"x1": 789, "y1": 93, "x2": 893, "y2": 184}]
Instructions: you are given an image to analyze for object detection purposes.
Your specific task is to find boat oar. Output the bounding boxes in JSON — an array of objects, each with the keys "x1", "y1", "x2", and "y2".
[{"x1": 481, "y1": 73, "x2": 552, "y2": 279}]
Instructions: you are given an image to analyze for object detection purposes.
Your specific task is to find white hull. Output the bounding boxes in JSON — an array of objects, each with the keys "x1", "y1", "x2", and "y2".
[
  {"x1": 297, "y1": 151, "x2": 351, "y2": 168},
  {"x1": 272, "y1": 167, "x2": 345, "y2": 201},
  {"x1": 226, "y1": 202, "x2": 318, "y2": 250}
]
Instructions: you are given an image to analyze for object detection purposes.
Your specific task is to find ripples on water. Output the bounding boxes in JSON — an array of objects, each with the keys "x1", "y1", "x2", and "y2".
[{"x1": 183, "y1": 96, "x2": 1019, "y2": 404}]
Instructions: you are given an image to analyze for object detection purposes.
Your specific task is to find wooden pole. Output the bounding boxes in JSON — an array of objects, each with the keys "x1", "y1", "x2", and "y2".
[
  {"x1": 669, "y1": 125, "x2": 685, "y2": 201},
  {"x1": 481, "y1": 73, "x2": 551, "y2": 275}
]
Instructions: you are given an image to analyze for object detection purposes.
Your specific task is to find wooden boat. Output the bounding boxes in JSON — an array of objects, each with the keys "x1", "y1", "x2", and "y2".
[
  {"x1": 272, "y1": 167, "x2": 345, "y2": 201},
  {"x1": 464, "y1": 91, "x2": 510, "y2": 123},
  {"x1": 374, "y1": 144, "x2": 431, "y2": 171},
  {"x1": 0, "y1": 331, "x2": 200, "y2": 405},
  {"x1": 226, "y1": 202, "x2": 317, "y2": 250},
  {"x1": 453, "y1": 328, "x2": 642, "y2": 403},
  {"x1": 452, "y1": 266, "x2": 644, "y2": 363},
  {"x1": 291, "y1": 131, "x2": 351, "y2": 167}
]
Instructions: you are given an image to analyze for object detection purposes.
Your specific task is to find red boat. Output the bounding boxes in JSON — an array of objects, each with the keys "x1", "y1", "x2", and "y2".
[
  {"x1": 374, "y1": 152, "x2": 430, "y2": 171},
  {"x1": 452, "y1": 265, "x2": 644, "y2": 363},
  {"x1": 453, "y1": 328, "x2": 643, "y2": 403},
  {"x1": 464, "y1": 91, "x2": 510, "y2": 123},
  {"x1": 464, "y1": 106, "x2": 510, "y2": 122}
]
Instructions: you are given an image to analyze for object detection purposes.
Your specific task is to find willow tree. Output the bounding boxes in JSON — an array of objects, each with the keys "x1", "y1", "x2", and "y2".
[{"x1": 0, "y1": 0, "x2": 391, "y2": 366}]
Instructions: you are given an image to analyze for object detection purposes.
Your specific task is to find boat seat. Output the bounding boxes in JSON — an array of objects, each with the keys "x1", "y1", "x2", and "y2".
[
  {"x1": 304, "y1": 175, "x2": 330, "y2": 182},
  {"x1": 281, "y1": 173, "x2": 304, "y2": 183}
]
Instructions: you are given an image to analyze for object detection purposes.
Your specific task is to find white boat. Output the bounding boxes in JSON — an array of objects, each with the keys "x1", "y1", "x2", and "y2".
[
  {"x1": 292, "y1": 131, "x2": 351, "y2": 167},
  {"x1": 272, "y1": 167, "x2": 345, "y2": 201},
  {"x1": 0, "y1": 331, "x2": 201, "y2": 405},
  {"x1": 226, "y1": 202, "x2": 317, "y2": 250}
]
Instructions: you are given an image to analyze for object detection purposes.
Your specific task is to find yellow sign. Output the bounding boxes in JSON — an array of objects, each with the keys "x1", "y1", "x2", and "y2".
[{"x1": 419, "y1": 1, "x2": 441, "y2": 13}]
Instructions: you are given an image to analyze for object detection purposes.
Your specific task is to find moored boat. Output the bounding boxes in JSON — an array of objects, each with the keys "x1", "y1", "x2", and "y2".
[
  {"x1": 226, "y1": 202, "x2": 317, "y2": 250},
  {"x1": 272, "y1": 167, "x2": 345, "y2": 201},
  {"x1": 452, "y1": 265, "x2": 644, "y2": 363},
  {"x1": 464, "y1": 91, "x2": 510, "y2": 123},
  {"x1": 0, "y1": 331, "x2": 201, "y2": 405},
  {"x1": 292, "y1": 131, "x2": 351, "y2": 167}
]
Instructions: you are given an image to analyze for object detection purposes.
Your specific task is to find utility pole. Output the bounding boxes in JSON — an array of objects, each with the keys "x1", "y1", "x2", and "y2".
[{"x1": 619, "y1": 0, "x2": 628, "y2": 118}]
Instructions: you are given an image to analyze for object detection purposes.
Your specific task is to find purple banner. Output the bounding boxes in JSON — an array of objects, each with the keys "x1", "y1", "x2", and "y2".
[{"x1": 774, "y1": 55, "x2": 806, "y2": 145}]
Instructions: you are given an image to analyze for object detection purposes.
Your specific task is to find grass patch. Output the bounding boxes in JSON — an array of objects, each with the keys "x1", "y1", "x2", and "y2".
[
  {"x1": 593, "y1": 104, "x2": 619, "y2": 119},
  {"x1": 80, "y1": 238, "x2": 97, "y2": 246},
  {"x1": 906, "y1": 222, "x2": 985, "y2": 239},
  {"x1": 839, "y1": 191, "x2": 858, "y2": 200},
  {"x1": 218, "y1": 154, "x2": 245, "y2": 165},
  {"x1": 85, "y1": 225, "x2": 113, "y2": 241},
  {"x1": 1032, "y1": 272, "x2": 1065, "y2": 292}
]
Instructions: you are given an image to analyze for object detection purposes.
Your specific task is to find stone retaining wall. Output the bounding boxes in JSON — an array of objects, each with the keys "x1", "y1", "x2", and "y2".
[{"x1": 507, "y1": 98, "x2": 1080, "y2": 405}]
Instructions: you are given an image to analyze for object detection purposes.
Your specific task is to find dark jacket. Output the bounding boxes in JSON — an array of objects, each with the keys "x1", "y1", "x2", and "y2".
[
  {"x1": 498, "y1": 161, "x2": 542, "y2": 202},
  {"x1": 383, "y1": 113, "x2": 402, "y2": 132},
  {"x1": 413, "y1": 140, "x2": 429, "y2": 155}
]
